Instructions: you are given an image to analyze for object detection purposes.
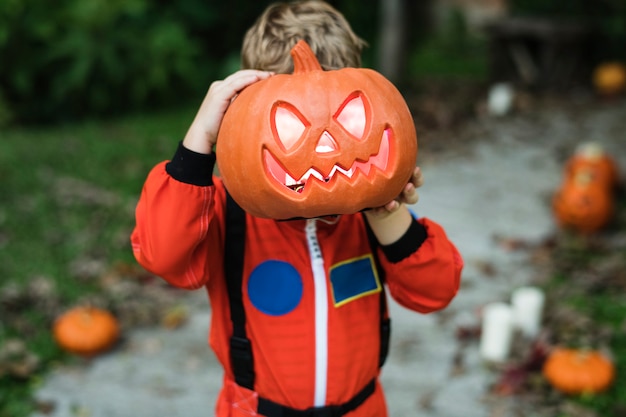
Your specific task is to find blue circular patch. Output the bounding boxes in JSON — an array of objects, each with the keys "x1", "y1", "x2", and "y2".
[{"x1": 247, "y1": 260, "x2": 303, "y2": 316}]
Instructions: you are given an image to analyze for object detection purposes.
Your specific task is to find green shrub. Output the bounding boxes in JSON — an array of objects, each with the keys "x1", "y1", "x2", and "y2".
[
  {"x1": 409, "y1": 8, "x2": 488, "y2": 80},
  {"x1": 0, "y1": 0, "x2": 207, "y2": 124}
]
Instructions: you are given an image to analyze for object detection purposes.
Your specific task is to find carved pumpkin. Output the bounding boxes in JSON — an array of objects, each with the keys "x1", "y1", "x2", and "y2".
[
  {"x1": 216, "y1": 40, "x2": 417, "y2": 219},
  {"x1": 543, "y1": 348, "x2": 615, "y2": 395},
  {"x1": 53, "y1": 306, "x2": 120, "y2": 356},
  {"x1": 552, "y1": 170, "x2": 614, "y2": 233},
  {"x1": 592, "y1": 62, "x2": 626, "y2": 96},
  {"x1": 565, "y1": 143, "x2": 619, "y2": 190}
]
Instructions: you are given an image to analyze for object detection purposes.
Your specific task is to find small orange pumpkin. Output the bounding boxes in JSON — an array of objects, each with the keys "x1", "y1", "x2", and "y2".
[
  {"x1": 592, "y1": 62, "x2": 626, "y2": 96},
  {"x1": 543, "y1": 348, "x2": 615, "y2": 395},
  {"x1": 565, "y1": 143, "x2": 619, "y2": 190},
  {"x1": 552, "y1": 170, "x2": 614, "y2": 233},
  {"x1": 216, "y1": 40, "x2": 417, "y2": 219},
  {"x1": 53, "y1": 306, "x2": 120, "y2": 356}
]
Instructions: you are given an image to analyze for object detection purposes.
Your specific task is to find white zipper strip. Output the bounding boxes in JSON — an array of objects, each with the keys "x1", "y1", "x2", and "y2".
[{"x1": 305, "y1": 219, "x2": 328, "y2": 407}]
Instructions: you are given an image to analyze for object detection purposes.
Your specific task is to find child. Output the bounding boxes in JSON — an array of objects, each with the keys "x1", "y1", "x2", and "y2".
[{"x1": 131, "y1": 1, "x2": 463, "y2": 416}]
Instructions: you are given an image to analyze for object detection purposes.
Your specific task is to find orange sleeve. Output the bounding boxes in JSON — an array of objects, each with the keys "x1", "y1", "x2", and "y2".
[
  {"x1": 382, "y1": 218, "x2": 463, "y2": 313},
  {"x1": 130, "y1": 161, "x2": 225, "y2": 289}
]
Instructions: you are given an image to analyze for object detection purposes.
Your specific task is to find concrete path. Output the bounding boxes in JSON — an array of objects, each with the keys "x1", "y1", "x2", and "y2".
[{"x1": 31, "y1": 98, "x2": 626, "y2": 417}]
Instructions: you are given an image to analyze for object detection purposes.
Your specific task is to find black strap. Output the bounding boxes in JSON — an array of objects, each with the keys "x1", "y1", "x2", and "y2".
[
  {"x1": 258, "y1": 378, "x2": 376, "y2": 417},
  {"x1": 224, "y1": 192, "x2": 254, "y2": 389},
  {"x1": 363, "y1": 214, "x2": 391, "y2": 368}
]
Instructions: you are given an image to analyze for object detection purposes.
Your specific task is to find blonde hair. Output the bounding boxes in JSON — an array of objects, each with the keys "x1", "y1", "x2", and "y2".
[{"x1": 241, "y1": 0, "x2": 366, "y2": 73}]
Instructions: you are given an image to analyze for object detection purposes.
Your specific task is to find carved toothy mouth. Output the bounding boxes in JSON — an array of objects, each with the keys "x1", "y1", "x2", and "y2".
[{"x1": 264, "y1": 129, "x2": 391, "y2": 193}]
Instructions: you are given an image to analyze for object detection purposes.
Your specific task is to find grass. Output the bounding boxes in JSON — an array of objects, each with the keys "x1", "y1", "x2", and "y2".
[
  {"x1": 529, "y1": 194, "x2": 626, "y2": 416},
  {"x1": 561, "y1": 294, "x2": 626, "y2": 415},
  {"x1": 555, "y1": 283, "x2": 626, "y2": 416},
  {"x1": 556, "y1": 244, "x2": 626, "y2": 415},
  {"x1": 0, "y1": 106, "x2": 197, "y2": 417},
  {"x1": 487, "y1": 190, "x2": 626, "y2": 417}
]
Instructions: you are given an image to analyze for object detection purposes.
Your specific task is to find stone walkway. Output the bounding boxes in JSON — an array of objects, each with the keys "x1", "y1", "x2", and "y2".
[{"x1": 31, "y1": 97, "x2": 626, "y2": 417}]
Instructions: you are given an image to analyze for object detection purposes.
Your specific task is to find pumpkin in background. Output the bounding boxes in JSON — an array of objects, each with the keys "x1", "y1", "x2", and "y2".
[
  {"x1": 565, "y1": 142, "x2": 619, "y2": 190},
  {"x1": 216, "y1": 40, "x2": 417, "y2": 219},
  {"x1": 552, "y1": 170, "x2": 614, "y2": 233},
  {"x1": 543, "y1": 348, "x2": 615, "y2": 395},
  {"x1": 53, "y1": 306, "x2": 120, "y2": 356},
  {"x1": 592, "y1": 62, "x2": 626, "y2": 96}
]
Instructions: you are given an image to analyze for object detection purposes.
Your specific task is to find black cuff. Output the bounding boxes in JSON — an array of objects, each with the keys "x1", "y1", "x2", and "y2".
[
  {"x1": 380, "y1": 219, "x2": 428, "y2": 263},
  {"x1": 166, "y1": 142, "x2": 215, "y2": 186}
]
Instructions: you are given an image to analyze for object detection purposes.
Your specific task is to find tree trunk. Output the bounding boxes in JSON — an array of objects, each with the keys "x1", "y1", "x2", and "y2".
[{"x1": 377, "y1": 0, "x2": 406, "y2": 84}]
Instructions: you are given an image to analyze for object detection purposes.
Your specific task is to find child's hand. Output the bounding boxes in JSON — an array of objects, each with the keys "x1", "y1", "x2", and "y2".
[
  {"x1": 183, "y1": 70, "x2": 273, "y2": 154},
  {"x1": 364, "y1": 167, "x2": 423, "y2": 244},
  {"x1": 369, "y1": 167, "x2": 423, "y2": 216}
]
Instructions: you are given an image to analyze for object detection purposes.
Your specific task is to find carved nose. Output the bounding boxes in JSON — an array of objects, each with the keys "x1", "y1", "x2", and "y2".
[{"x1": 315, "y1": 131, "x2": 337, "y2": 153}]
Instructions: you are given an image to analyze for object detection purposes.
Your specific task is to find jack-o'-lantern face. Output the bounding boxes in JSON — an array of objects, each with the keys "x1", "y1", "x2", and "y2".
[
  {"x1": 265, "y1": 93, "x2": 391, "y2": 194},
  {"x1": 553, "y1": 171, "x2": 614, "y2": 233},
  {"x1": 216, "y1": 40, "x2": 417, "y2": 219}
]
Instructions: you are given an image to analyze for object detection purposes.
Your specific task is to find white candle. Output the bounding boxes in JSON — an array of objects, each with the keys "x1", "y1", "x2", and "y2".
[
  {"x1": 480, "y1": 302, "x2": 514, "y2": 363},
  {"x1": 511, "y1": 286, "x2": 545, "y2": 338}
]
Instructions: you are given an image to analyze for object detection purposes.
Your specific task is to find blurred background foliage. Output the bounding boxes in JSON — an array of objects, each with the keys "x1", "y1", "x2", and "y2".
[
  {"x1": 1, "y1": 0, "x2": 625, "y2": 126},
  {"x1": 0, "y1": 0, "x2": 378, "y2": 125},
  {"x1": 509, "y1": 0, "x2": 626, "y2": 62},
  {"x1": 0, "y1": 0, "x2": 257, "y2": 124}
]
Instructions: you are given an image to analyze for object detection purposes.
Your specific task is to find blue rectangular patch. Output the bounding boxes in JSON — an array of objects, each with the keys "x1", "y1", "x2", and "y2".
[{"x1": 330, "y1": 255, "x2": 381, "y2": 307}]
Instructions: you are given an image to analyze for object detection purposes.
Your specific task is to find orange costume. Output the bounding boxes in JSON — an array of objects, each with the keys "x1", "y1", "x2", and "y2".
[{"x1": 131, "y1": 144, "x2": 463, "y2": 417}]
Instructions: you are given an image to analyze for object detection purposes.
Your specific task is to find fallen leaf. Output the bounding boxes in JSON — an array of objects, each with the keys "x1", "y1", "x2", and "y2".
[{"x1": 161, "y1": 305, "x2": 189, "y2": 330}]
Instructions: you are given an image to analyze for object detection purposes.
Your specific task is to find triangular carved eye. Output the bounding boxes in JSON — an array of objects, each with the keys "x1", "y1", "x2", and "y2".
[
  {"x1": 335, "y1": 94, "x2": 366, "y2": 139},
  {"x1": 273, "y1": 103, "x2": 307, "y2": 151}
]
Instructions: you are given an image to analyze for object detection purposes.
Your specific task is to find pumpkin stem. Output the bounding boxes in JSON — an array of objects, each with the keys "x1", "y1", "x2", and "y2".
[{"x1": 291, "y1": 40, "x2": 323, "y2": 74}]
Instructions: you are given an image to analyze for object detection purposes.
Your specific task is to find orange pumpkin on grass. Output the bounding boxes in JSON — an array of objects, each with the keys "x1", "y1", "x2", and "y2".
[
  {"x1": 552, "y1": 170, "x2": 614, "y2": 233},
  {"x1": 216, "y1": 40, "x2": 418, "y2": 219},
  {"x1": 543, "y1": 348, "x2": 615, "y2": 395},
  {"x1": 53, "y1": 306, "x2": 120, "y2": 356}
]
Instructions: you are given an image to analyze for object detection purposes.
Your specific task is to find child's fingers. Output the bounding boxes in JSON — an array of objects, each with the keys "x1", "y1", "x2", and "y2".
[
  {"x1": 395, "y1": 167, "x2": 421, "y2": 206},
  {"x1": 221, "y1": 70, "x2": 273, "y2": 96},
  {"x1": 404, "y1": 193, "x2": 419, "y2": 206},
  {"x1": 207, "y1": 70, "x2": 273, "y2": 110},
  {"x1": 411, "y1": 167, "x2": 424, "y2": 188},
  {"x1": 385, "y1": 200, "x2": 400, "y2": 212},
  {"x1": 401, "y1": 184, "x2": 419, "y2": 205},
  {"x1": 184, "y1": 70, "x2": 274, "y2": 154}
]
